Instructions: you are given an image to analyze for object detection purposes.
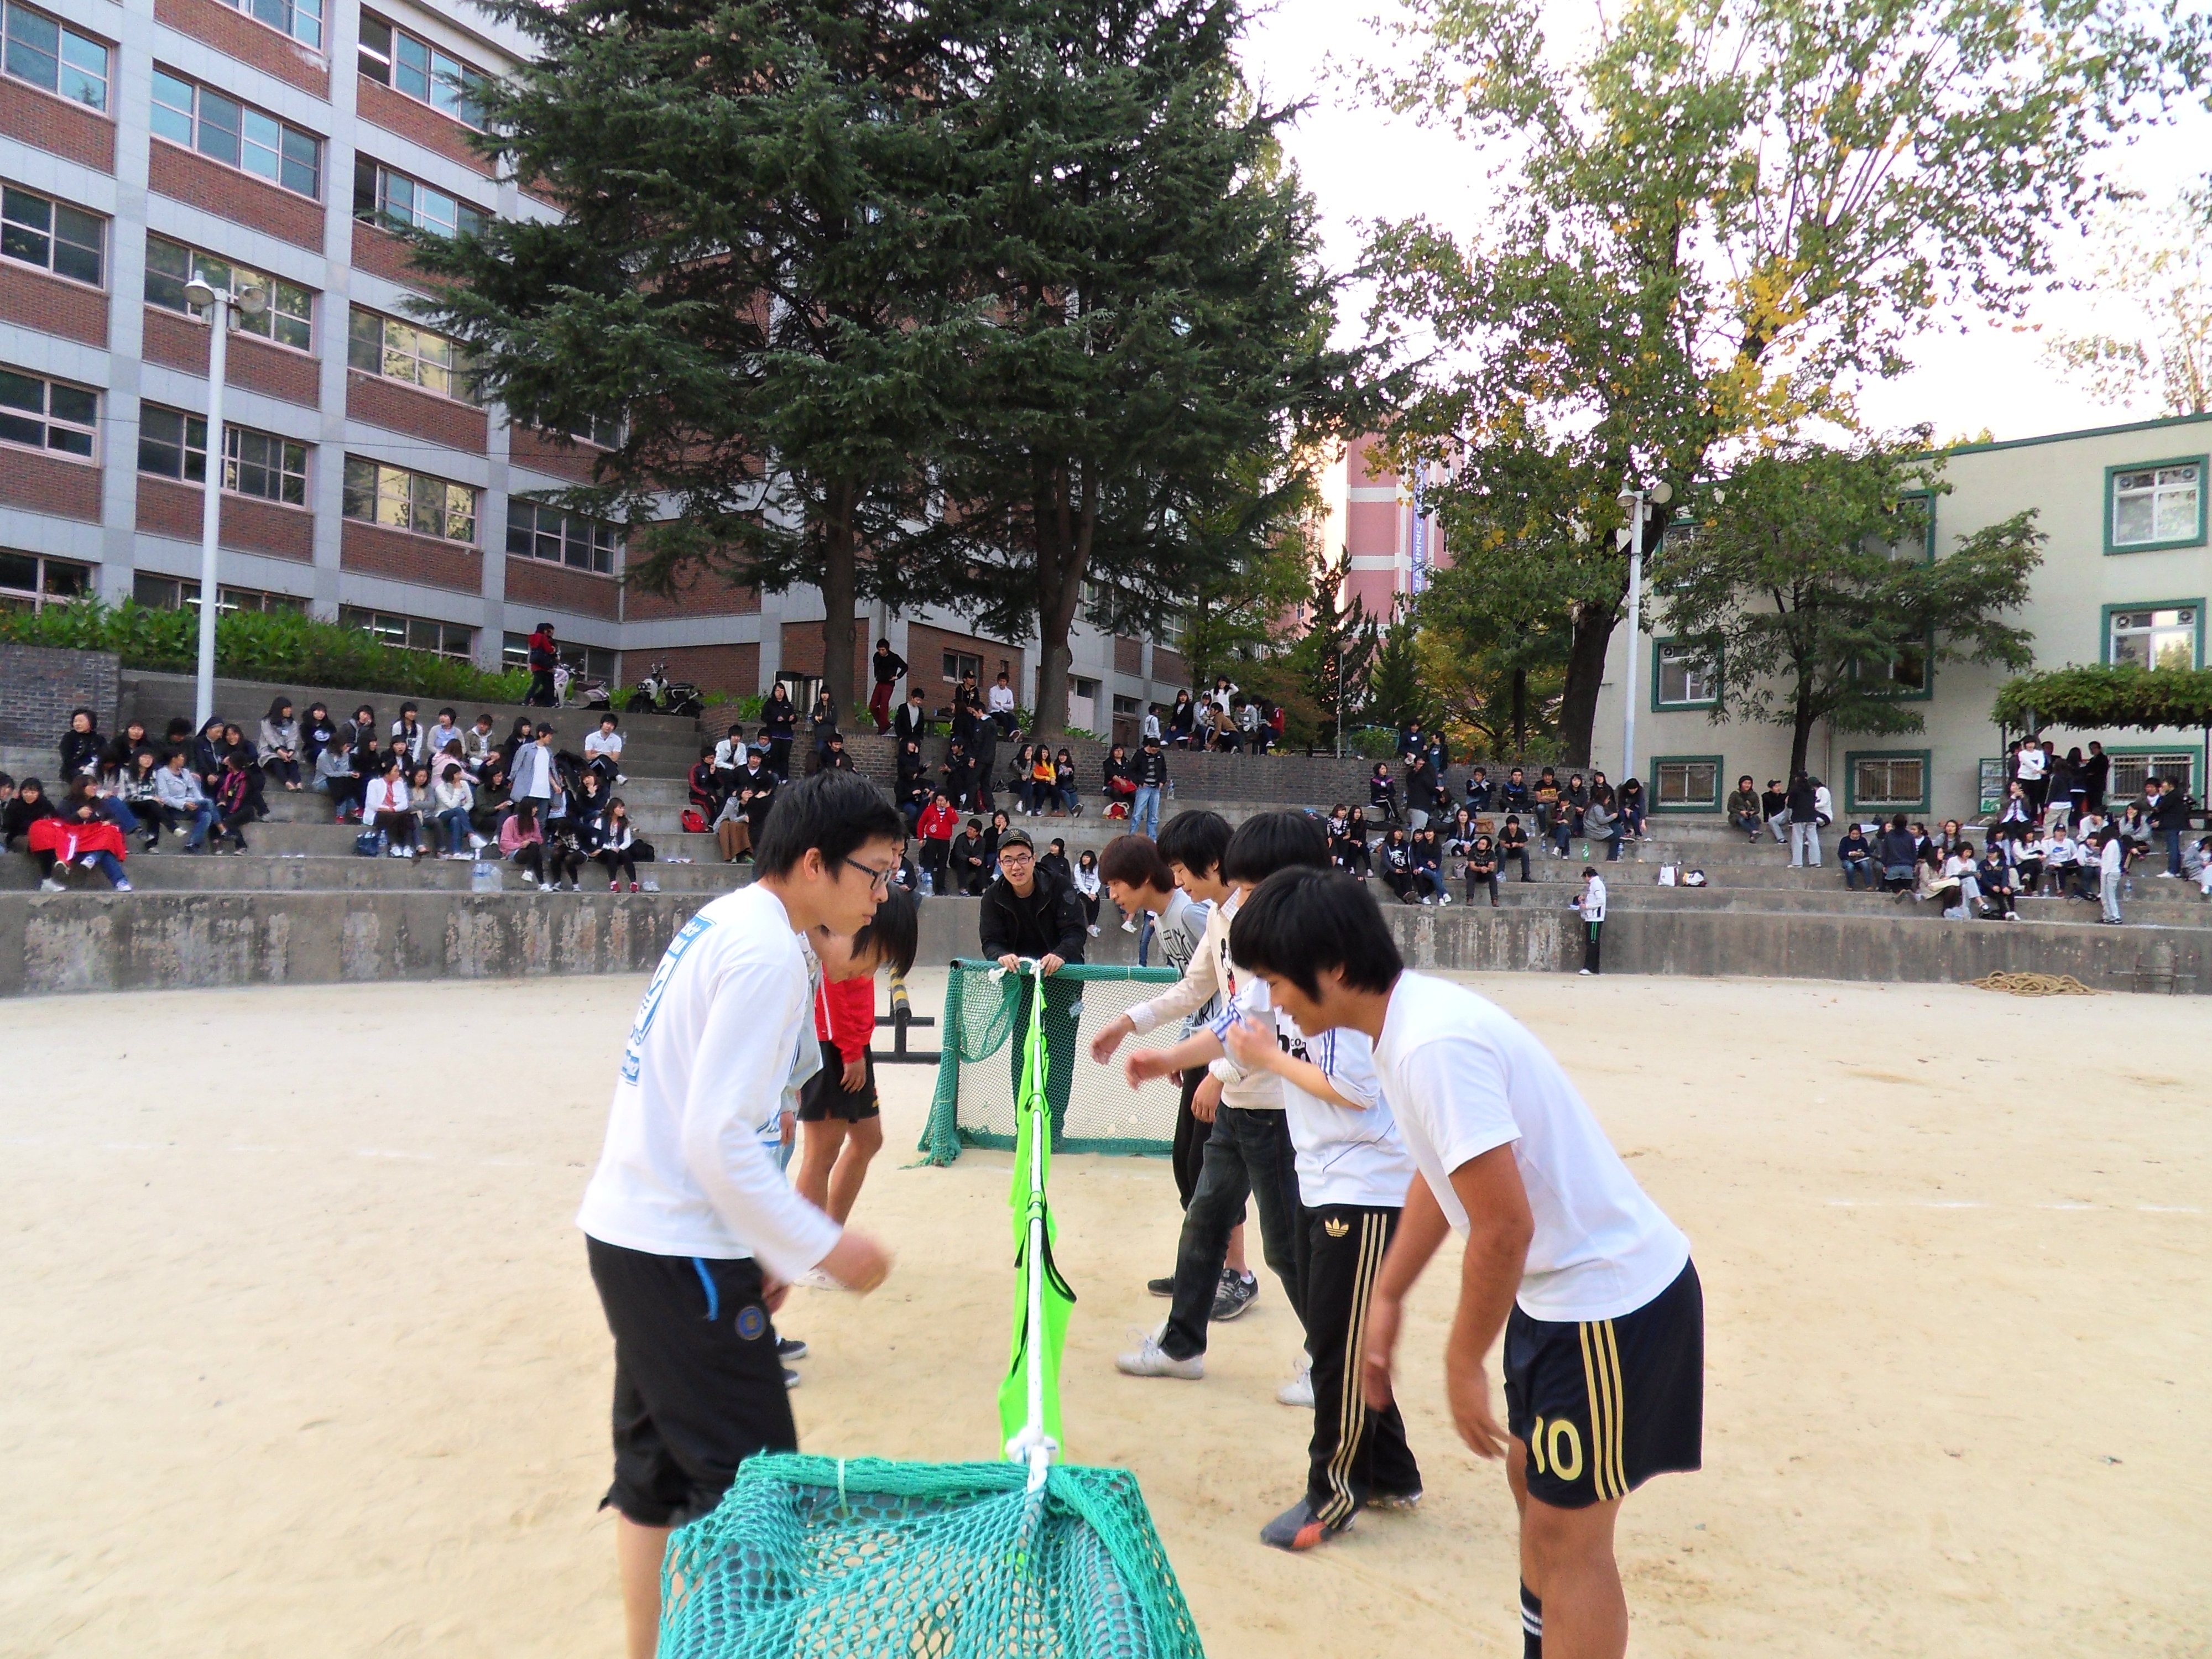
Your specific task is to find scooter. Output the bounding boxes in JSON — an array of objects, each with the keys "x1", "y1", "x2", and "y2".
[{"x1": 627, "y1": 662, "x2": 705, "y2": 719}]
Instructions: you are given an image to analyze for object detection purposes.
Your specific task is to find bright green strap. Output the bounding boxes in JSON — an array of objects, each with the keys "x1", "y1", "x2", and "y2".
[{"x1": 999, "y1": 967, "x2": 1070, "y2": 1456}]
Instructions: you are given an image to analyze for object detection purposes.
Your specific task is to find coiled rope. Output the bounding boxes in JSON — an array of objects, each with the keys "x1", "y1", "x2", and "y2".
[{"x1": 1969, "y1": 971, "x2": 2100, "y2": 997}]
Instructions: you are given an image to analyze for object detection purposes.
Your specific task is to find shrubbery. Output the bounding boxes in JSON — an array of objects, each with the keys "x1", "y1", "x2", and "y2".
[{"x1": 0, "y1": 600, "x2": 532, "y2": 702}]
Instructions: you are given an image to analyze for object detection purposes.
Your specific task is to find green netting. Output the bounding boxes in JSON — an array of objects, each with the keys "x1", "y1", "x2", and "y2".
[
  {"x1": 920, "y1": 961, "x2": 1183, "y2": 1164},
  {"x1": 658, "y1": 1455, "x2": 1204, "y2": 1659}
]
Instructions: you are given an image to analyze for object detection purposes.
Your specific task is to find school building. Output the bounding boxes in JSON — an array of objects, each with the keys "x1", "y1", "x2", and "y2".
[{"x1": 1590, "y1": 412, "x2": 2212, "y2": 825}]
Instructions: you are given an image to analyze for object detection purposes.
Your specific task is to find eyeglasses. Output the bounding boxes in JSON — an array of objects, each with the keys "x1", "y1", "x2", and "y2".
[
  {"x1": 998, "y1": 849, "x2": 1034, "y2": 863},
  {"x1": 843, "y1": 857, "x2": 896, "y2": 893}
]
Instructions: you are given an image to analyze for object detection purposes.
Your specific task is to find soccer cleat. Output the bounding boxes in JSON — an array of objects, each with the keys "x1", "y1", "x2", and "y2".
[
  {"x1": 1260, "y1": 1498, "x2": 1348, "y2": 1552},
  {"x1": 1116, "y1": 1332, "x2": 1203, "y2": 1380},
  {"x1": 1210, "y1": 1269, "x2": 1258, "y2": 1322},
  {"x1": 1146, "y1": 1275, "x2": 1175, "y2": 1298},
  {"x1": 1366, "y1": 1488, "x2": 1423, "y2": 1511},
  {"x1": 776, "y1": 1336, "x2": 808, "y2": 1361}
]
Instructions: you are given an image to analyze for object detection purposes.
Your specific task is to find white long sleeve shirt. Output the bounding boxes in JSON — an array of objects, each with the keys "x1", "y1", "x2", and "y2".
[
  {"x1": 577, "y1": 884, "x2": 842, "y2": 1277},
  {"x1": 1126, "y1": 890, "x2": 1280, "y2": 1112},
  {"x1": 362, "y1": 775, "x2": 410, "y2": 816}
]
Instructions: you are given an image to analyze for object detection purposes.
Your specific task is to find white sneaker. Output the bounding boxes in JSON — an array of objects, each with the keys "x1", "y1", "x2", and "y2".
[
  {"x1": 1578, "y1": 968, "x2": 1593, "y2": 975},
  {"x1": 1276, "y1": 1355, "x2": 1313, "y2": 1408},
  {"x1": 468, "y1": 833, "x2": 487, "y2": 850},
  {"x1": 2156, "y1": 872, "x2": 2178, "y2": 879},
  {"x1": 1087, "y1": 924, "x2": 1102, "y2": 936},
  {"x1": 1121, "y1": 916, "x2": 1138, "y2": 933},
  {"x1": 38, "y1": 877, "x2": 66, "y2": 893},
  {"x1": 794, "y1": 1267, "x2": 849, "y2": 1291},
  {"x1": 1116, "y1": 1331, "x2": 1203, "y2": 1380}
]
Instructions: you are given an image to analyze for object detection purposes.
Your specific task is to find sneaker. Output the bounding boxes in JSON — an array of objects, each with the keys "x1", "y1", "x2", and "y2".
[
  {"x1": 1087, "y1": 924, "x2": 1102, "y2": 936},
  {"x1": 1276, "y1": 1355, "x2": 1313, "y2": 1408},
  {"x1": 113, "y1": 878, "x2": 133, "y2": 893},
  {"x1": 1146, "y1": 1275, "x2": 1175, "y2": 1298},
  {"x1": 468, "y1": 833, "x2": 487, "y2": 850},
  {"x1": 1210, "y1": 1269, "x2": 1258, "y2": 1322},
  {"x1": 2157, "y1": 872, "x2": 2178, "y2": 879},
  {"x1": 1578, "y1": 967, "x2": 1593, "y2": 975},
  {"x1": 38, "y1": 877, "x2": 66, "y2": 893},
  {"x1": 1366, "y1": 1488, "x2": 1424, "y2": 1511},
  {"x1": 776, "y1": 1336, "x2": 808, "y2": 1361},
  {"x1": 1260, "y1": 1498, "x2": 1348, "y2": 1552},
  {"x1": 1121, "y1": 916, "x2": 1138, "y2": 933},
  {"x1": 611, "y1": 880, "x2": 620, "y2": 891},
  {"x1": 630, "y1": 881, "x2": 641, "y2": 893},
  {"x1": 783, "y1": 1367, "x2": 801, "y2": 1389},
  {"x1": 1115, "y1": 1331, "x2": 1204, "y2": 1380}
]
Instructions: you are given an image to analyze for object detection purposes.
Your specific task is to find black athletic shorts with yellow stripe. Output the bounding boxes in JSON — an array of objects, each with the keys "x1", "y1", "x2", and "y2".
[{"x1": 1503, "y1": 1259, "x2": 1703, "y2": 1509}]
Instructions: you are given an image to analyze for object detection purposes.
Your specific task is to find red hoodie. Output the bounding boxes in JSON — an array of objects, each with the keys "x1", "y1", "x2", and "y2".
[
  {"x1": 917, "y1": 801, "x2": 959, "y2": 842},
  {"x1": 814, "y1": 973, "x2": 875, "y2": 1065}
]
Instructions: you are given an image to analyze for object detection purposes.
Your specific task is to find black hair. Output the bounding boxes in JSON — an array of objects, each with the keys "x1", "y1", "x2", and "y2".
[
  {"x1": 1154, "y1": 809, "x2": 1231, "y2": 880},
  {"x1": 1098, "y1": 833, "x2": 1174, "y2": 891},
  {"x1": 1230, "y1": 868, "x2": 1404, "y2": 1000},
  {"x1": 1220, "y1": 811, "x2": 1330, "y2": 886},
  {"x1": 752, "y1": 769, "x2": 907, "y2": 879},
  {"x1": 0, "y1": 773, "x2": 13, "y2": 790},
  {"x1": 849, "y1": 884, "x2": 919, "y2": 977}
]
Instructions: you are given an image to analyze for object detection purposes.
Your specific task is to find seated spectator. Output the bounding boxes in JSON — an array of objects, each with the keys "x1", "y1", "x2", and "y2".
[
  {"x1": 58, "y1": 707, "x2": 105, "y2": 781},
  {"x1": 258, "y1": 698, "x2": 302, "y2": 791},
  {"x1": 1073, "y1": 848, "x2": 1103, "y2": 933},
  {"x1": 896, "y1": 739, "x2": 931, "y2": 826},
  {"x1": 431, "y1": 763, "x2": 477, "y2": 858},
  {"x1": 572, "y1": 771, "x2": 611, "y2": 847},
  {"x1": 1583, "y1": 792, "x2": 1620, "y2": 862},
  {"x1": 1055, "y1": 747, "x2": 1082, "y2": 816},
  {"x1": 2116, "y1": 803, "x2": 2153, "y2": 874},
  {"x1": 209, "y1": 752, "x2": 255, "y2": 853},
  {"x1": 500, "y1": 800, "x2": 549, "y2": 887},
  {"x1": 1039, "y1": 837, "x2": 1073, "y2": 885},
  {"x1": 361, "y1": 759, "x2": 421, "y2": 858},
  {"x1": 315, "y1": 734, "x2": 361, "y2": 822},
  {"x1": 149, "y1": 752, "x2": 216, "y2": 850},
  {"x1": 1615, "y1": 774, "x2": 1646, "y2": 841},
  {"x1": 950, "y1": 817, "x2": 989, "y2": 895},
  {"x1": 1760, "y1": 779, "x2": 1790, "y2": 843},
  {"x1": 1725, "y1": 775, "x2": 1762, "y2": 841},
  {"x1": 2012, "y1": 831, "x2": 2046, "y2": 895},
  {"x1": 1944, "y1": 844, "x2": 1983, "y2": 917},
  {"x1": 189, "y1": 717, "x2": 226, "y2": 799},
  {"x1": 115, "y1": 750, "x2": 165, "y2": 851},
  {"x1": 463, "y1": 713, "x2": 497, "y2": 777},
  {"x1": 584, "y1": 714, "x2": 625, "y2": 787},
  {"x1": 98, "y1": 721, "x2": 151, "y2": 784},
  {"x1": 1994, "y1": 781, "x2": 2034, "y2": 843},
  {"x1": 1332, "y1": 806, "x2": 1371, "y2": 878},
  {"x1": 1378, "y1": 826, "x2": 1416, "y2": 902},
  {"x1": 392, "y1": 704, "x2": 428, "y2": 767},
  {"x1": 916, "y1": 791, "x2": 959, "y2": 892},
  {"x1": 1101, "y1": 744, "x2": 1135, "y2": 818},
  {"x1": 3, "y1": 775, "x2": 60, "y2": 855},
  {"x1": 1837, "y1": 823, "x2": 1874, "y2": 890},
  {"x1": 1976, "y1": 839, "x2": 2018, "y2": 919},
  {"x1": 29, "y1": 783, "x2": 132, "y2": 890},
  {"x1": 1464, "y1": 832, "x2": 1500, "y2": 907},
  {"x1": 1410, "y1": 825, "x2": 1449, "y2": 904},
  {"x1": 1878, "y1": 815, "x2": 1919, "y2": 891},
  {"x1": 711, "y1": 786, "x2": 753, "y2": 863},
  {"x1": 2185, "y1": 834, "x2": 2212, "y2": 896},
  {"x1": 1464, "y1": 765, "x2": 1493, "y2": 811},
  {"x1": 1499, "y1": 766, "x2": 1531, "y2": 815},
  {"x1": 598, "y1": 799, "x2": 641, "y2": 891},
  {"x1": 1498, "y1": 813, "x2": 1532, "y2": 881},
  {"x1": 1911, "y1": 843, "x2": 1962, "y2": 912},
  {"x1": 299, "y1": 704, "x2": 336, "y2": 769},
  {"x1": 219, "y1": 723, "x2": 268, "y2": 821},
  {"x1": 1532, "y1": 766, "x2": 1562, "y2": 839},
  {"x1": 1560, "y1": 773, "x2": 1591, "y2": 847},
  {"x1": 421, "y1": 707, "x2": 465, "y2": 765},
  {"x1": 819, "y1": 732, "x2": 854, "y2": 772},
  {"x1": 687, "y1": 745, "x2": 722, "y2": 824},
  {"x1": 1368, "y1": 762, "x2": 1401, "y2": 826}
]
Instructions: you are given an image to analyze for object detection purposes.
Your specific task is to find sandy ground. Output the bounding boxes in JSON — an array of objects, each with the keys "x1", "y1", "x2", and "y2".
[{"x1": 2, "y1": 970, "x2": 2207, "y2": 1658}]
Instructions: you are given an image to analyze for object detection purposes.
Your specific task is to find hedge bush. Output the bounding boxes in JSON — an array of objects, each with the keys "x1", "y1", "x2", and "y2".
[
  {"x1": 0, "y1": 600, "x2": 533, "y2": 703},
  {"x1": 1991, "y1": 664, "x2": 2212, "y2": 733}
]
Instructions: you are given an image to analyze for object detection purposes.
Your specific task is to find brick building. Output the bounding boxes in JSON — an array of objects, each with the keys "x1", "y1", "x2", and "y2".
[{"x1": 0, "y1": 0, "x2": 1187, "y2": 742}]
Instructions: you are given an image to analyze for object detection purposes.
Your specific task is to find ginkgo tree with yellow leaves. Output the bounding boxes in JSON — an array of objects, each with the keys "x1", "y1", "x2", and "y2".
[{"x1": 1361, "y1": 0, "x2": 2204, "y2": 766}]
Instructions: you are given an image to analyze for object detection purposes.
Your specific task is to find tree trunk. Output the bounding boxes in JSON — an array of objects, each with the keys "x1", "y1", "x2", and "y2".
[
  {"x1": 1511, "y1": 669, "x2": 1527, "y2": 760},
  {"x1": 820, "y1": 480, "x2": 858, "y2": 726},
  {"x1": 1788, "y1": 698, "x2": 1815, "y2": 779},
  {"x1": 1027, "y1": 465, "x2": 1093, "y2": 738},
  {"x1": 1555, "y1": 604, "x2": 1617, "y2": 767}
]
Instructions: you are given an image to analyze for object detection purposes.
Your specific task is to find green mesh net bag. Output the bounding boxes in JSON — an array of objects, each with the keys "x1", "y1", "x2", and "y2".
[
  {"x1": 656, "y1": 964, "x2": 1206, "y2": 1659},
  {"x1": 919, "y1": 960, "x2": 1182, "y2": 1164}
]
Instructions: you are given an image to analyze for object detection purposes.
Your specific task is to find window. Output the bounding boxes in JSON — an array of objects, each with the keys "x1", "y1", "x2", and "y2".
[
  {"x1": 150, "y1": 70, "x2": 321, "y2": 198},
  {"x1": 1848, "y1": 753, "x2": 1929, "y2": 811},
  {"x1": 217, "y1": 0, "x2": 321, "y2": 50},
  {"x1": 506, "y1": 499, "x2": 618, "y2": 573},
  {"x1": 1650, "y1": 757, "x2": 1720, "y2": 811},
  {"x1": 2107, "y1": 459, "x2": 2206, "y2": 553},
  {"x1": 347, "y1": 306, "x2": 473, "y2": 401},
  {"x1": 1870, "y1": 491, "x2": 1937, "y2": 563},
  {"x1": 2107, "y1": 604, "x2": 2200, "y2": 672},
  {"x1": 566, "y1": 413, "x2": 622, "y2": 449},
  {"x1": 1112, "y1": 694, "x2": 1140, "y2": 716},
  {"x1": 0, "y1": 367, "x2": 96, "y2": 457},
  {"x1": 358, "y1": 15, "x2": 492, "y2": 129},
  {"x1": 132, "y1": 574, "x2": 305, "y2": 614},
  {"x1": 139, "y1": 405, "x2": 207, "y2": 481},
  {"x1": 1, "y1": 1, "x2": 107, "y2": 110},
  {"x1": 341, "y1": 605, "x2": 473, "y2": 658},
  {"x1": 0, "y1": 547, "x2": 90, "y2": 612},
  {"x1": 353, "y1": 157, "x2": 487, "y2": 239},
  {"x1": 2108, "y1": 750, "x2": 2199, "y2": 802},
  {"x1": 226, "y1": 426, "x2": 307, "y2": 504},
  {"x1": 342, "y1": 457, "x2": 476, "y2": 542},
  {"x1": 942, "y1": 650, "x2": 981, "y2": 684},
  {"x1": 1653, "y1": 641, "x2": 1717, "y2": 708},
  {"x1": 1, "y1": 184, "x2": 102, "y2": 285},
  {"x1": 503, "y1": 632, "x2": 615, "y2": 681},
  {"x1": 145, "y1": 236, "x2": 314, "y2": 351},
  {"x1": 1855, "y1": 639, "x2": 1931, "y2": 697}
]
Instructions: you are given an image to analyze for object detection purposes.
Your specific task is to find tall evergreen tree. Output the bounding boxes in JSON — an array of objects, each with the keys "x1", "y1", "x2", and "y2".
[{"x1": 414, "y1": 0, "x2": 984, "y2": 702}]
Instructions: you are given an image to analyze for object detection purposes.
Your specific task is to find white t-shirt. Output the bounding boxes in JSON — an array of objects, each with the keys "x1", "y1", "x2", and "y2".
[
  {"x1": 2016, "y1": 747, "x2": 2047, "y2": 781},
  {"x1": 988, "y1": 684, "x2": 1016, "y2": 714},
  {"x1": 585, "y1": 729, "x2": 624, "y2": 760},
  {"x1": 576, "y1": 884, "x2": 842, "y2": 1277},
  {"x1": 1214, "y1": 977, "x2": 1413, "y2": 1209},
  {"x1": 1374, "y1": 971, "x2": 1689, "y2": 1323}
]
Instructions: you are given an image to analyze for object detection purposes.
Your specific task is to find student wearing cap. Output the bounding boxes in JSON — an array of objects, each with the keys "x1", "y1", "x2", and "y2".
[{"x1": 979, "y1": 826, "x2": 1088, "y2": 1140}]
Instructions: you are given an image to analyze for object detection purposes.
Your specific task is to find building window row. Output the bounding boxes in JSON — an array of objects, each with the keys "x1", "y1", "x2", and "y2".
[
  {"x1": 342, "y1": 456, "x2": 476, "y2": 543},
  {"x1": 136, "y1": 407, "x2": 309, "y2": 506},
  {"x1": 354, "y1": 156, "x2": 487, "y2": 240},
  {"x1": 145, "y1": 234, "x2": 315, "y2": 351},
  {"x1": 2109, "y1": 461, "x2": 2203, "y2": 552},
  {"x1": 0, "y1": 367, "x2": 96, "y2": 457},
  {"x1": 1, "y1": 0, "x2": 106, "y2": 111},
  {"x1": 151, "y1": 69, "x2": 321, "y2": 200},
  {"x1": 219, "y1": 0, "x2": 323, "y2": 52},
  {"x1": 2, "y1": 182, "x2": 102, "y2": 285},
  {"x1": 341, "y1": 604, "x2": 473, "y2": 658},
  {"x1": 358, "y1": 14, "x2": 490, "y2": 130},
  {"x1": 0, "y1": 547, "x2": 91, "y2": 612},
  {"x1": 506, "y1": 499, "x2": 618, "y2": 573},
  {"x1": 133, "y1": 573, "x2": 306, "y2": 614},
  {"x1": 348, "y1": 306, "x2": 474, "y2": 401},
  {"x1": 503, "y1": 632, "x2": 615, "y2": 681}
]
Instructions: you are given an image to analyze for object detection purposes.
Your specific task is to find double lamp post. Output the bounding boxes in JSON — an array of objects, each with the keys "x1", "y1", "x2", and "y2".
[{"x1": 181, "y1": 275, "x2": 268, "y2": 731}]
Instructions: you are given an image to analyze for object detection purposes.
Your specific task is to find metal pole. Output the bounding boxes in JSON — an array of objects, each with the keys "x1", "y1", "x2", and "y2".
[
  {"x1": 192, "y1": 295, "x2": 229, "y2": 731},
  {"x1": 1621, "y1": 492, "x2": 1644, "y2": 785}
]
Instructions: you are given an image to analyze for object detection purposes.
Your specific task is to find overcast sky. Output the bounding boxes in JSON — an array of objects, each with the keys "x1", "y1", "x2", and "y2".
[{"x1": 1234, "y1": 0, "x2": 2212, "y2": 446}]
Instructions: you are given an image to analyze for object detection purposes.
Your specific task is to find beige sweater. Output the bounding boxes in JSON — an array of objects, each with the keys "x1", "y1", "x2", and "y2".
[{"x1": 1125, "y1": 891, "x2": 1281, "y2": 1112}]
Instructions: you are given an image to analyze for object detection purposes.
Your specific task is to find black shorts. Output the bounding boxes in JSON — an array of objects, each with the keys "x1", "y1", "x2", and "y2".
[
  {"x1": 586, "y1": 1236, "x2": 796, "y2": 1527},
  {"x1": 1504, "y1": 1258, "x2": 1703, "y2": 1510},
  {"x1": 796, "y1": 1037, "x2": 878, "y2": 1121}
]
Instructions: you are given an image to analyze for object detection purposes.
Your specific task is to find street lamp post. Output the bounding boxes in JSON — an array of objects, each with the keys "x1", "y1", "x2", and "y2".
[
  {"x1": 1615, "y1": 477, "x2": 1673, "y2": 787},
  {"x1": 181, "y1": 277, "x2": 267, "y2": 730}
]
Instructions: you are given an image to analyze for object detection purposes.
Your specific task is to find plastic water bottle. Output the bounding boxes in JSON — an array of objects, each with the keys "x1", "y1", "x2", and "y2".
[{"x1": 472, "y1": 859, "x2": 502, "y2": 894}]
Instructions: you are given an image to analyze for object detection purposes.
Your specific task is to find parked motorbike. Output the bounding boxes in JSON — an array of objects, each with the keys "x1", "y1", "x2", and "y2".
[{"x1": 627, "y1": 661, "x2": 705, "y2": 719}]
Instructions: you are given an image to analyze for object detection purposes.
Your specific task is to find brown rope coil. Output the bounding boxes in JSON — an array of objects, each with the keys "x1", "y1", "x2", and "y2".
[{"x1": 1968, "y1": 971, "x2": 2100, "y2": 997}]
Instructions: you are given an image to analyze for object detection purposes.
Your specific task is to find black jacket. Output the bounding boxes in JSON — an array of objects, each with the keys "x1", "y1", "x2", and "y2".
[
  {"x1": 1131, "y1": 748, "x2": 1168, "y2": 788},
  {"x1": 979, "y1": 868, "x2": 1088, "y2": 963},
  {"x1": 872, "y1": 649, "x2": 909, "y2": 686},
  {"x1": 59, "y1": 728, "x2": 103, "y2": 778},
  {"x1": 893, "y1": 703, "x2": 931, "y2": 745}
]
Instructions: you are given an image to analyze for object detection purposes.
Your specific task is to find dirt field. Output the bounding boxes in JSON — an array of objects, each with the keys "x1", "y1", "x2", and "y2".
[{"x1": 2, "y1": 971, "x2": 2205, "y2": 1658}]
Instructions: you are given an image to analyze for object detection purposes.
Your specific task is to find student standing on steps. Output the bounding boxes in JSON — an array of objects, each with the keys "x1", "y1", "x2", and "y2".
[
  {"x1": 576, "y1": 771, "x2": 902, "y2": 1659},
  {"x1": 1232, "y1": 869, "x2": 1702, "y2": 1659},
  {"x1": 1571, "y1": 868, "x2": 1606, "y2": 975}
]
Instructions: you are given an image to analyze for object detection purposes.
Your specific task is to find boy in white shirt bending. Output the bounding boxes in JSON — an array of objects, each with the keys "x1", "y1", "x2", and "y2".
[
  {"x1": 1232, "y1": 868, "x2": 1702, "y2": 1659},
  {"x1": 576, "y1": 770, "x2": 904, "y2": 1659}
]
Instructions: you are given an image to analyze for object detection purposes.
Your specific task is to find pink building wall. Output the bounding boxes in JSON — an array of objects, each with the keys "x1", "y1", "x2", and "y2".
[{"x1": 1321, "y1": 434, "x2": 1447, "y2": 622}]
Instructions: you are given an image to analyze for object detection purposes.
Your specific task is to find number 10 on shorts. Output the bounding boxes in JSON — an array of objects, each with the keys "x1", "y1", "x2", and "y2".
[{"x1": 1529, "y1": 1415, "x2": 1584, "y2": 1483}]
